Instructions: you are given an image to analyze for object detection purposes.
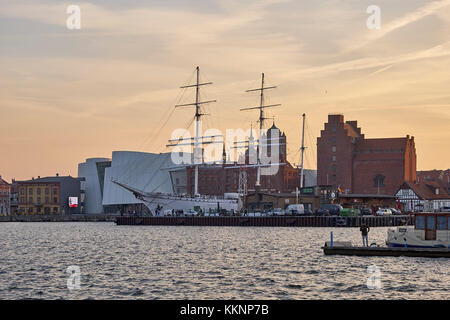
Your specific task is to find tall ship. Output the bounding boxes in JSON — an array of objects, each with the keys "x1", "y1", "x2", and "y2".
[{"x1": 112, "y1": 67, "x2": 285, "y2": 214}]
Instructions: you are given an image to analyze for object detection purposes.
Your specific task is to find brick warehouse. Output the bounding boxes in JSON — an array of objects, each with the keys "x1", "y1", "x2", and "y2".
[
  {"x1": 185, "y1": 123, "x2": 300, "y2": 195},
  {"x1": 317, "y1": 114, "x2": 417, "y2": 195}
]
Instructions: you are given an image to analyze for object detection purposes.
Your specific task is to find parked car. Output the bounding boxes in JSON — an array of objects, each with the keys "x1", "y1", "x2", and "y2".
[
  {"x1": 304, "y1": 208, "x2": 313, "y2": 215},
  {"x1": 376, "y1": 208, "x2": 392, "y2": 216},
  {"x1": 315, "y1": 208, "x2": 330, "y2": 216},
  {"x1": 389, "y1": 208, "x2": 402, "y2": 215},
  {"x1": 285, "y1": 204, "x2": 305, "y2": 215},
  {"x1": 440, "y1": 206, "x2": 450, "y2": 212},
  {"x1": 321, "y1": 204, "x2": 343, "y2": 215},
  {"x1": 270, "y1": 208, "x2": 285, "y2": 216},
  {"x1": 359, "y1": 208, "x2": 372, "y2": 216},
  {"x1": 184, "y1": 209, "x2": 197, "y2": 216},
  {"x1": 341, "y1": 208, "x2": 359, "y2": 217}
]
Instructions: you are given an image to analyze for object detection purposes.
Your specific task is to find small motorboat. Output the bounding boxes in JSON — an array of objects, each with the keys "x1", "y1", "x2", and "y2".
[{"x1": 387, "y1": 213, "x2": 450, "y2": 248}]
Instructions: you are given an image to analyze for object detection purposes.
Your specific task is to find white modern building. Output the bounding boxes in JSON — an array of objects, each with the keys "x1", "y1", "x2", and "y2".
[
  {"x1": 78, "y1": 157, "x2": 110, "y2": 213},
  {"x1": 78, "y1": 151, "x2": 186, "y2": 214}
]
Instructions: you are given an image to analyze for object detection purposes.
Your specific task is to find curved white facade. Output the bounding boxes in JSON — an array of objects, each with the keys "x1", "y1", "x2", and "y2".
[
  {"x1": 102, "y1": 151, "x2": 177, "y2": 207},
  {"x1": 78, "y1": 157, "x2": 110, "y2": 214}
]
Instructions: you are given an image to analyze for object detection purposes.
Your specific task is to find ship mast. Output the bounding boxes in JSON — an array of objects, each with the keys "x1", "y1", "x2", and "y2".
[
  {"x1": 172, "y1": 66, "x2": 217, "y2": 196},
  {"x1": 240, "y1": 73, "x2": 281, "y2": 187},
  {"x1": 299, "y1": 113, "x2": 306, "y2": 189}
]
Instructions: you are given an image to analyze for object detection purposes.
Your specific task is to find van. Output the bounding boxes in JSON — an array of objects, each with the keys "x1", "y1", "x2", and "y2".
[{"x1": 285, "y1": 204, "x2": 305, "y2": 215}]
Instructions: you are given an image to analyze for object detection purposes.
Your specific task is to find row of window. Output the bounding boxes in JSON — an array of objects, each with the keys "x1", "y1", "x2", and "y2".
[
  {"x1": 416, "y1": 215, "x2": 450, "y2": 230},
  {"x1": 19, "y1": 207, "x2": 59, "y2": 214},
  {"x1": 19, "y1": 197, "x2": 58, "y2": 204},
  {"x1": 19, "y1": 188, "x2": 58, "y2": 196},
  {"x1": 354, "y1": 149, "x2": 403, "y2": 154}
]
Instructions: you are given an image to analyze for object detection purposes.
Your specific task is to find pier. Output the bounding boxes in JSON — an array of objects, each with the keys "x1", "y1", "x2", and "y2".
[
  {"x1": 322, "y1": 246, "x2": 450, "y2": 258},
  {"x1": 115, "y1": 215, "x2": 413, "y2": 227}
]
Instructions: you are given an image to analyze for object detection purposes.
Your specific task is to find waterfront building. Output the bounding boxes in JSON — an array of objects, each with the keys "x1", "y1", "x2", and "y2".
[
  {"x1": 396, "y1": 180, "x2": 450, "y2": 212},
  {"x1": 417, "y1": 169, "x2": 450, "y2": 193},
  {"x1": 78, "y1": 158, "x2": 111, "y2": 214},
  {"x1": 317, "y1": 114, "x2": 417, "y2": 195},
  {"x1": 244, "y1": 188, "x2": 321, "y2": 212},
  {"x1": 0, "y1": 176, "x2": 11, "y2": 216},
  {"x1": 78, "y1": 151, "x2": 183, "y2": 214},
  {"x1": 15, "y1": 175, "x2": 84, "y2": 215},
  {"x1": 10, "y1": 179, "x2": 18, "y2": 214},
  {"x1": 186, "y1": 123, "x2": 302, "y2": 196}
]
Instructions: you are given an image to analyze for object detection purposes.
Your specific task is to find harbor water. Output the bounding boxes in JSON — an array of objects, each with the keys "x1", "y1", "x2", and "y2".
[{"x1": 0, "y1": 222, "x2": 448, "y2": 300}]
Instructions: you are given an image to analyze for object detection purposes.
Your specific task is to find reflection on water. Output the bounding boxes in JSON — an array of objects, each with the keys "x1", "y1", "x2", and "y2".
[{"x1": 0, "y1": 222, "x2": 448, "y2": 300}]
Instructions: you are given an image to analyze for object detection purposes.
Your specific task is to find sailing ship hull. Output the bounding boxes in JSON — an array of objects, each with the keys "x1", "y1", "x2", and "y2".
[{"x1": 141, "y1": 194, "x2": 239, "y2": 213}]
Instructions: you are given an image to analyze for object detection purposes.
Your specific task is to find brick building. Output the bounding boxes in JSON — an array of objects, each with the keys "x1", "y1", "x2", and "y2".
[
  {"x1": 186, "y1": 123, "x2": 300, "y2": 196},
  {"x1": 317, "y1": 114, "x2": 417, "y2": 195},
  {"x1": 0, "y1": 176, "x2": 11, "y2": 216}
]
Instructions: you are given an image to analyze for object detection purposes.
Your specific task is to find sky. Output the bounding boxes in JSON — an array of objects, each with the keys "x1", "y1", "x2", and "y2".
[{"x1": 1, "y1": 0, "x2": 450, "y2": 181}]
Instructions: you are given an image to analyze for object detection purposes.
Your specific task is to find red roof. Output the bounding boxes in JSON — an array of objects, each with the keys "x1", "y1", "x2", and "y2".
[{"x1": 399, "y1": 180, "x2": 450, "y2": 200}]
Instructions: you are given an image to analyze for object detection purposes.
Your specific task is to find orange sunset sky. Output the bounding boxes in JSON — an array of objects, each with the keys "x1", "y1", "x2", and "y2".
[{"x1": 1, "y1": 0, "x2": 450, "y2": 181}]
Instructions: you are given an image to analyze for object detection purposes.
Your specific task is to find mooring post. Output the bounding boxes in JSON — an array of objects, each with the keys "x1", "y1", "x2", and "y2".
[{"x1": 330, "y1": 231, "x2": 334, "y2": 248}]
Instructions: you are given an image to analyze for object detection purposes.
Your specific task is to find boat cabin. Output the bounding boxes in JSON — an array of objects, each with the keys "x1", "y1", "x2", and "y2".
[{"x1": 414, "y1": 213, "x2": 450, "y2": 241}]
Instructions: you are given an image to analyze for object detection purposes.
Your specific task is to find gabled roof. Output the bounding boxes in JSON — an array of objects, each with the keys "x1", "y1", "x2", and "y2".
[
  {"x1": 0, "y1": 177, "x2": 10, "y2": 186},
  {"x1": 398, "y1": 180, "x2": 450, "y2": 200}
]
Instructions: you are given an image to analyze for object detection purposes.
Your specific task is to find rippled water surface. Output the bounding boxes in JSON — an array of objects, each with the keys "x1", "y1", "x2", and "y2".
[{"x1": 0, "y1": 222, "x2": 448, "y2": 299}]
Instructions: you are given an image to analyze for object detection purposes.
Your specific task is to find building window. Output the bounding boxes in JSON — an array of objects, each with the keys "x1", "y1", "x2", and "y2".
[
  {"x1": 53, "y1": 188, "x2": 57, "y2": 195},
  {"x1": 331, "y1": 136, "x2": 336, "y2": 143},
  {"x1": 29, "y1": 197, "x2": 33, "y2": 204},
  {"x1": 45, "y1": 197, "x2": 49, "y2": 204},
  {"x1": 331, "y1": 126, "x2": 336, "y2": 132},
  {"x1": 20, "y1": 188, "x2": 25, "y2": 195},
  {"x1": 332, "y1": 174, "x2": 336, "y2": 181},
  {"x1": 416, "y1": 216, "x2": 425, "y2": 229},
  {"x1": 331, "y1": 164, "x2": 336, "y2": 172},
  {"x1": 29, "y1": 188, "x2": 33, "y2": 194},
  {"x1": 332, "y1": 155, "x2": 336, "y2": 162},
  {"x1": 53, "y1": 197, "x2": 58, "y2": 204},
  {"x1": 37, "y1": 188, "x2": 41, "y2": 195},
  {"x1": 437, "y1": 216, "x2": 447, "y2": 230},
  {"x1": 332, "y1": 146, "x2": 336, "y2": 152},
  {"x1": 45, "y1": 188, "x2": 49, "y2": 195},
  {"x1": 373, "y1": 174, "x2": 385, "y2": 187}
]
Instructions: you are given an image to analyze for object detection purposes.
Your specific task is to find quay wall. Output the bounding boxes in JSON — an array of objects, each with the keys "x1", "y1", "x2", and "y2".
[
  {"x1": 0, "y1": 214, "x2": 118, "y2": 223},
  {"x1": 115, "y1": 215, "x2": 414, "y2": 227}
]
